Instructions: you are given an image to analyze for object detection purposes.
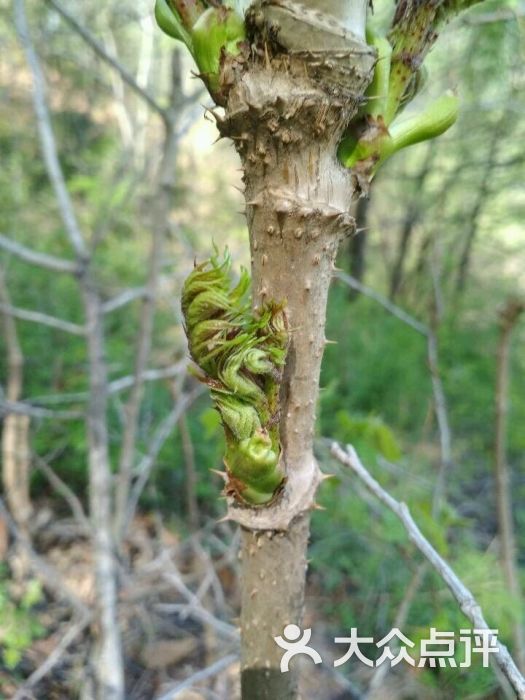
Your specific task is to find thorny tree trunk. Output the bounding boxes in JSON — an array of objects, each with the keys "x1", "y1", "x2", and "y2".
[
  {"x1": 495, "y1": 298, "x2": 525, "y2": 673},
  {"x1": 215, "y1": 3, "x2": 374, "y2": 696}
]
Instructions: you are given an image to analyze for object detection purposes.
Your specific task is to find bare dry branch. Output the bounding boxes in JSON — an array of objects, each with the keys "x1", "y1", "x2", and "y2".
[
  {"x1": 336, "y1": 267, "x2": 452, "y2": 509},
  {"x1": 330, "y1": 442, "x2": 525, "y2": 700},
  {"x1": 44, "y1": 0, "x2": 169, "y2": 123},
  {"x1": 14, "y1": 1, "x2": 124, "y2": 693},
  {"x1": 25, "y1": 360, "x2": 188, "y2": 405},
  {"x1": 155, "y1": 653, "x2": 239, "y2": 700},
  {"x1": 0, "y1": 301, "x2": 85, "y2": 335},
  {"x1": 125, "y1": 385, "x2": 204, "y2": 529},
  {"x1": 366, "y1": 562, "x2": 426, "y2": 695},
  {"x1": 109, "y1": 361, "x2": 189, "y2": 394},
  {"x1": 102, "y1": 287, "x2": 147, "y2": 314},
  {"x1": 428, "y1": 256, "x2": 453, "y2": 512},
  {"x1": 14, "y1": 0, "x2": 87, "y2": 259},
  {"x1": 115, "y1": 229, "x2": 165, "y2": 539},
  {"x1": 34, "y1": 453, "x2": 90, "y2": 533},
  {"x1": 13, "y1": 614, "x2": 91, "y2": 700},
  {"x1": 0, "y1": 399, "x2": 83, "y2": 420},
  {"x1": 335, "y1": 272, "x2": 428, "y2": 336},
  {"x1": 114, "y1": 50, "x2": 191, "y2": 541},
  {"x1": 0, "y1": 233, "x2": 79, "y2": 273},
  {"x1": 157, "y1": 552, "x2": 239, "y2": 640},
  {"x1": 0, "y1": 497, "x2": 89, "y2": 616},
  {"x1": 461, "y1": 8, "x2": 524, "y2": 25},
  {"x1": 180, "y1": 414, "x2": 199, "y2": 531}
]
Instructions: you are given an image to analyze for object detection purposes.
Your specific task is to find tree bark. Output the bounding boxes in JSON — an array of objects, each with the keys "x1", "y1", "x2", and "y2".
[
  {"x1": 216, "y1": 8, "x2": 374, "y2": 694},
  {"x1": 240, "y1": 517, "x2": 310, "y2": 699}
]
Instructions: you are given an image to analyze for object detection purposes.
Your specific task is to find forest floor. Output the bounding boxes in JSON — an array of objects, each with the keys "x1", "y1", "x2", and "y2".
[{"x1": 0, "y1": 503, "x2": 470, "y2": 700}]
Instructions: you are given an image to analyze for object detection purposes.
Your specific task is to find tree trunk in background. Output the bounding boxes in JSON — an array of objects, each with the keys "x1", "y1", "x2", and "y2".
[
  {"x1": 455, "y1": 122, "x2": 501, "y2": 294},
  {"x1": 347, "y1": 195, "x2": 369, "y2": 300},
  {"x1": 114, "y1": 50, "x2": 184, "y2": 544},
  {"x1": 217, "y1": 3, "x2": 374, "y2": 694},
  {"x1": 180, "y1": 414, "x2": 200, "y2": 531},
  {"x1": 82, "y1": 279, "x2": 124, "y2": 700},
  {"x1": 389, "y1": 149, "x2": 434, "y2": 301},
  {"x1": 495, "y1": 298, "x2": 525, "y2": 673},
  {"x1": 0, "y1": 268, "x2": 32, "y2": 574}
]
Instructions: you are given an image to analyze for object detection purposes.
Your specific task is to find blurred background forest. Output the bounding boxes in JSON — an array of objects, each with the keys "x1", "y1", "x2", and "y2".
[{"x1": 0, "y1": 0, "x2": 524, "y2": 698}]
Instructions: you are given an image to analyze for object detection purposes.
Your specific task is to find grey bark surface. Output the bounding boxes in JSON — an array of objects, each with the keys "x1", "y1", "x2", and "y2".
[
  {"x1": 240, "y1": 516, "x2": 310, "y2": 699},
  {"x1": 214, "y1": 6, "x2": 374, "y2": 695}
]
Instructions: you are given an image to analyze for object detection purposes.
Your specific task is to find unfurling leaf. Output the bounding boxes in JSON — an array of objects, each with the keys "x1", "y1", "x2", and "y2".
[{"x1": 182, "y1": 251, "x2": 288, "y2": 506}]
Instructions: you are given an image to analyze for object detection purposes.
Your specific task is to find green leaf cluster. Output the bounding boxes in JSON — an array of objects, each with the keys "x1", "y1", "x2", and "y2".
[
  {"x1": 155, "y1": 0, "x2": 245, "y2": 100},
  {"x1": 181, "y1": 250, "x2": 288, "y2": 505},
  {"x1": 0, "y1": 574, "x2": 45, "y2": 671}
]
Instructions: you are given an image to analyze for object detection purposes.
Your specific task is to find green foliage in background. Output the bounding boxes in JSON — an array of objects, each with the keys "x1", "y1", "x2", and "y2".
[
  {"x1": 0, "y1": 1, "x2": 524, "y2": 696},
  {"x1": 0, "y1": 572, "x2": 44, "y2": 670}
]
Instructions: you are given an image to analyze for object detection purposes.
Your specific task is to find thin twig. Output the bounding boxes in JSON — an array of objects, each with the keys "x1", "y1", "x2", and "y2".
[
  {"x1": 330, "y1": 442, "x2": 525, "y2": 700},
  {"x1": 14, "y1": 0, "x2": 87, "y2": 259},
  {"x1": 460, "y1": 8, "x2": 523, "y2": 25},
  {"x1": 155, "y1": 653, "x2": 239, "y2": 700},
  {"x1": 0, "y1": 233, "x2": 78, "y2": 273},
  {"x1": 12, "y1": 615, "x2": 91, "y2": 700},
  {"x1": 335, "y1": 271, "x2": 428, "y2": 336},
  {"x1": 34, "y1": 453, "x2": 90, "y2": 533},
  {"x1": 108, "y1": 360, "x2": 189, "y2": 394},
  {"x1": 44, "y1": 0, "x2": 169, "y2": 123},
  {"x1": 26, "y1": 360, "x2": 189, "y2": 405},
  {"x1": 102, "y1": 287, "x2": 147, "y2": 314},
  {"x1": 0, "y1": 302, "x2": 85, "y2": 335},
  {"x1": 114, "y1": 49, "x2": 189, "y2": 542},
  {"x1": 0, "y1": 400, "x2": 83, "y2": 420},
  {"x1": 0, "y1": 497, "x2": 88, "y2": 615},
  {"x1": 159, "y1": 563, "x2": 238, "y2": 641},
  {"x1": 155, "y1": 602, "x2": 238, "y2": 639},
  {"x1": 366, "y1": 562, "x2": 426, "y2": 694},
  {"x1": 428, "y1": 254, "x2": 453, "y2": 513},
  {"x1": 125, "y1": 385, "x2": 204, "y2": 529},
  {"x1": 14, "y1": 0, "x2": 123, "y2": 692},
  {"x1": 141, "y1": 550, "x2": 239, "y2": 641}
]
